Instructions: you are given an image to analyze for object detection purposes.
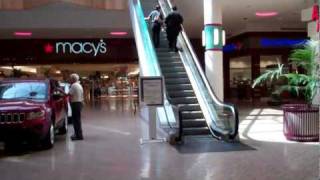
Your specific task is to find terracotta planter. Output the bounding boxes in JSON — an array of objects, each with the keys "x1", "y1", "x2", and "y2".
[{"x1": 282, "y1": 104, "x2": 319, "y2": 142}]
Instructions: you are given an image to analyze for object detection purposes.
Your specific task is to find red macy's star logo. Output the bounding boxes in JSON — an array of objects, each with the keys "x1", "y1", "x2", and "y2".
[{"x1": 44, "y1": 43, "x2": 54, "y2": 54}]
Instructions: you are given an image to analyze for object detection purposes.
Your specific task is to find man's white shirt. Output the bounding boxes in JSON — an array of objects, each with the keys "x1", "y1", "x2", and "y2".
[{"x1": 69, "y1": 82, "x2": 84, "y2": 103}]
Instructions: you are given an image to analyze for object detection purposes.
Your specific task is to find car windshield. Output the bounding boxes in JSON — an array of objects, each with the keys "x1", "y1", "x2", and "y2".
[{"x1": 0, "y1": 82, "x2": 48, "y2": 100}]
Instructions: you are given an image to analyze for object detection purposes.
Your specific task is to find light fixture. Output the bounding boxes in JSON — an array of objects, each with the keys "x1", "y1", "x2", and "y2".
[
  {"x1": 202, "y1": 30, "x2": 206, "y2": 47},
  {"x1": 1, "y1": 66, "x2": 37, "y2": 73},
  {"x1": 110, "y1": 32, "x2": 128, "y2": 36},
  {"x1": 14, "y1": 32, "x2": 32, "y2": 37},
  {"x1": 255, "y1": 11, "x2": 278, "y2": 17},
  {"x1": 222, "y1": 30, "x2": 226, "y2": 46},
  {"x1": 213, "y1": 28, "x2": 219, "y2": 46}
]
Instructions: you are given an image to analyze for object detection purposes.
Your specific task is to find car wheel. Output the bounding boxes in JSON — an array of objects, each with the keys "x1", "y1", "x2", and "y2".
[
  {"x1": 4, "y1": 141, "x2": 18, "y2": 152},
  {"x1": 41, "y1": 122, "x2": 55, "y2": 149},
  {"x1": 58, "y1": 114, "x2": 68, "y2": 135}
]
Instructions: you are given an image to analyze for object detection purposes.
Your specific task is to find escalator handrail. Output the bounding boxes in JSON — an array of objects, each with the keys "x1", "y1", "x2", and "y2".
[
  {"x1": 159, "y1": 0, "x2": 239, "y2": 139},
  {"x1": 129, "y1": 0, "x2": 179, "y2": 129},
  {"x1": 130, "y1": 0, "x2": 160, "y2": 76},
  {"x1": 180, "y1": 28, "x2": 239, "y2": 139}
]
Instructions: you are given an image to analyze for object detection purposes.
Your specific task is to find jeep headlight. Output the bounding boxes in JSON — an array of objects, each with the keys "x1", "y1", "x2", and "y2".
[{"x1": 26, "y1": 110, "x2": 45, "y2": 120}]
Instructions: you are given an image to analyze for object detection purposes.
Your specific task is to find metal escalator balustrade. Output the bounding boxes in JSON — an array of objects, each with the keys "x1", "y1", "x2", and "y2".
[
  {"x1": 130, "y1": 0, "x2": 239, "y2": 141},
  {"x1": 129, "y1": 0, "x2": 178, "y2": 131},
  {"x1": 158, "y1": 0, "x2": 239, "y2": 140},
  {"x1": 157, "y1": 33, "x2": 211, "y2": 137}
]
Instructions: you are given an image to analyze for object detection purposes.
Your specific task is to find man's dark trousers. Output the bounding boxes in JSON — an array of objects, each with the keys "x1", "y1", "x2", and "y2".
[
  {"x1": 167, "y1": 29, "x2": 179, "y2": 51},
  {"x1": 152, "y1": 23, "x2": 161, "y2": 48},
  {"x1": 71, "y1": 102, "x2": 83, "y2": 138}
]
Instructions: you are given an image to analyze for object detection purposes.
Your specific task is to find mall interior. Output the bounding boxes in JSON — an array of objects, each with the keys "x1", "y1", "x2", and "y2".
[{"x1": 0, "y1": 0, "x2": 319, "y2": 180}]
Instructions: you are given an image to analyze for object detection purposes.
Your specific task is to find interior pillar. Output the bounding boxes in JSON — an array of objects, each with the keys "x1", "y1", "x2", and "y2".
[{"x1": 203, "y1": 0, "x2": 224, "y2": 101}]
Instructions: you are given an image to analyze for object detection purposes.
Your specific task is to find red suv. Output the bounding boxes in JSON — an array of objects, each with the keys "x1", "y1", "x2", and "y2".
[{"x1": 0, "y1": 79, "x2": 68, "y2": 149}]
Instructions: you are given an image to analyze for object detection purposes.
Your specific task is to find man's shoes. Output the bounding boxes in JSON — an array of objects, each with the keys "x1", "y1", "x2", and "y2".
[{"x1": 71, "y1": 135, "x2": 84, "y2": 141}]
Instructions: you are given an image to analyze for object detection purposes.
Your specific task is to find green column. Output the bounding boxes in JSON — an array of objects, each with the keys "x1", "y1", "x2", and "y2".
[{"x1": 204, "y1": 24, "x2": 224, "y2": 51}]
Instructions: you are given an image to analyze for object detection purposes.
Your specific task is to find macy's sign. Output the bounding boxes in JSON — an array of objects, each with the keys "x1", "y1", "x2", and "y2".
[{"x1": 44, "y1": 39, "x2": 107, "y2": 56}]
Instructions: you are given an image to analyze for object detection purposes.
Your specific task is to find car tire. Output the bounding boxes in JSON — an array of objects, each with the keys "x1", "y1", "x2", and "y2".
[
  {"x1": 58, "y1": 115, "x2": 68, "y2": 135},
  {"x1": 41, "y1": 122, "x2": 55, "y2": 149},
  {"x1": 4, "y1": 141, "x2": 18, "y2": 152}
]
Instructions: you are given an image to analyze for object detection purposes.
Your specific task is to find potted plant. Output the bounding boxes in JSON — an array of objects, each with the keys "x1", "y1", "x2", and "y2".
[{"x1": 252, "y1": 40, "x2": 319, "y2": 142}]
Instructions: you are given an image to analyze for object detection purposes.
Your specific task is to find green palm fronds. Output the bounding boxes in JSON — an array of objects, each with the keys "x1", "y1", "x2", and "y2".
[
  {"x1": 252, "y1": 63, "x2": 284, "y2": 88},
  {"x1": 252, "y1": 40, "x2": 319, "y2": 103},
  {"x1": 289, "y1": 41, "x2": 317, "y2": 75}
]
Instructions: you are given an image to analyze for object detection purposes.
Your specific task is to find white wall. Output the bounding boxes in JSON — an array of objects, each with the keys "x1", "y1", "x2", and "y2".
[{"x1": 301, "y1": 6, "x2": 317, "y2": 40}]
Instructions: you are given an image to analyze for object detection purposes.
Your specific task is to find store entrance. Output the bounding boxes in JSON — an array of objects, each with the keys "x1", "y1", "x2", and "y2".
[{"x1": 0, "y1": 64, "x2": 139, "y2": 113}]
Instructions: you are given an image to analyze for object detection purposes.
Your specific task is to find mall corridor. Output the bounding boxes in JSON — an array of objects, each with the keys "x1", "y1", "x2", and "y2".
[
  {"x1": 0, "y1": 0, "x2": 319, "y2": 179},
  {"x1": 0, "y1": 100, "x2": 318, "y2": 180}
]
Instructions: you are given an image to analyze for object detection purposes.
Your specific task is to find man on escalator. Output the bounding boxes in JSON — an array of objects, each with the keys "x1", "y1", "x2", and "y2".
[
  {"x1": 146, "y1": 5, "x2": 163, "y2": 48},
  {"x1": 165, "y1": 6, "x2": 183, "y2": 52}
]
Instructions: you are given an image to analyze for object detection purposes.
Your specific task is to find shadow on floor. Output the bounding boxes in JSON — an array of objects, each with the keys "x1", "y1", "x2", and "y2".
[
  {"x1": 174, "y1": 137, "x2": 256, "y2": 154},
  {"x1": 0, "y1": 142, "x2": 37, "y2": 157},
  {"x1": 0, "y1": 136, "x2": 66, "y2": 158}
]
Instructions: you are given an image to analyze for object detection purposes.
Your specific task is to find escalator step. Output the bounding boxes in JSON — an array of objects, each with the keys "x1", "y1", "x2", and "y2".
[
  {"x1": 161, "y1": 66, "x2": 186, "y2": 73},
  {"x1": 157, "y1": 54, "x2": 180, "y2": 59},
  {"x1": 181, "y1": 111, "x2": 204, "y2": 119},
  {"x1": 178, "y1": 104, "x2": 201, "y2": 111},
  {"x1": 158, "y1": 58, "x2": 181, "y2": 62},
  {"x1": 159, "y1": 61, "x2": 183, "y2": 67},
  {"x1": 157, "y1": 55, "x2": 180, "y2": 58},
  {"x1": 166, "y1": 84, "x2": 192, "y2": 91},
  {"x1": 165, "y1": 78, "x2": 190, "y2": 84},
  {"x1": 182, "y1": 119, "x2": 207, "y2": 128},
  {"x1": 171, "y1": 96, "x2": 198, "y2": 104},
  {"x1": 163, "y1": 72, "x2": 188, "y2": 78},
  {"x1": 183, "y1": 127, "x2": 211, "y2": 136},
  {"x1": 156, "y1": 48, "x2": 174, "y2": 53},
  {"x1": 169, "y1": 93, "x2": 195, "y2": 98}
]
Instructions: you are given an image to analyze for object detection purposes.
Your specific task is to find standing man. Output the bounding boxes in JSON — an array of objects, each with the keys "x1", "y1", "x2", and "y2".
[
  {"x1": 165, "y1": 6, "x2": 183, "y2": 52},
  {"x1": 146, "y1": 5, "x2": 162, "y2": 48},
  {"x1": 69, "y1": 73, "x2": 84, "y2": 141}
]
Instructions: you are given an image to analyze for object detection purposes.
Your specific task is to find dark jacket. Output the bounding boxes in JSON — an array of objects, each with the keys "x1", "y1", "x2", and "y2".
[{"x1": 165, "y1": 11, "x2": 183, "y2": 32}]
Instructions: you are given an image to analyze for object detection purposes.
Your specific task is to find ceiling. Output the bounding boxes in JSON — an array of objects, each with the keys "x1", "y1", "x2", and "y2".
[
  {"x1": 0, "y1": 1, "x2": 132, "y2": 39},
  {"x1": 173, "y1": 0, "x2": 314, "y2": 37},
  {"x1": 0, "y1": 0, "x2": 315, "y2": 39}
]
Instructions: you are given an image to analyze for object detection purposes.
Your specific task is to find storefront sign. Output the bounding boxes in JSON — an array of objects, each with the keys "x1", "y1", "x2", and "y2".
[
  {"x1": 140, "y1": 77, "x2": 164, "y2": 106},
  {"x1": 223, "y1": 42, "x2": 243, "y2": 53},
  {"x1": 260, "y1": 38, "x2": 307, "y2": 48},
  {"x1": 44, "y1": 39, "x2": 107, "y2": 56}
]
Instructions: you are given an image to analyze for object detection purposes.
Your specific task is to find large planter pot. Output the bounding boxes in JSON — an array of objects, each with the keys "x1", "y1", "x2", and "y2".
[{"x1": 282, "y1": 104, "x2": 319, "y2": 142}]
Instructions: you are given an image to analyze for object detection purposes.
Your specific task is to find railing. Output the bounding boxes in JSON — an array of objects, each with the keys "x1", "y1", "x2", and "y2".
[
  {"x1": 158, "y1": 0, "x2": 239, "y2": 140},
  {"x1": 129, "y1": 0, "x2": 178, "y2": 130}
]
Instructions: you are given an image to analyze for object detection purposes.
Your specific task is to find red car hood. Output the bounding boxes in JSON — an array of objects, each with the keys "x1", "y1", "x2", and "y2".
[{"x1": 0, "y1": 100, "x2": 46, "y2": 112}]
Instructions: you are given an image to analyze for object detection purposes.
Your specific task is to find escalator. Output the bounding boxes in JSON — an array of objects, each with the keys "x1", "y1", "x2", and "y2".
[
  {"x1": 129, "y1": 0, "x2": 239, "y2": 141},
  {"x1": 157, "y1": 34, "x2": 211, "y2": 136}
]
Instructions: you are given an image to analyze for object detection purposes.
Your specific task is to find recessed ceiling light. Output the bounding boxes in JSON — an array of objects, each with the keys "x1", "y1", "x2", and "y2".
[
  {"x1": 14, "y1": 31, "x2": 32, "y2": 37},
  {"x1": 110, "y1": 32, "x2": 128, "y2": 36},
  {"x1": 255, "y1": 11, "x2": 278, "y2": 17}
]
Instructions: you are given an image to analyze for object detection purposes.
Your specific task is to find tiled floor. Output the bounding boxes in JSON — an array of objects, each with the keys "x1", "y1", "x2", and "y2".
[{"x1": 0, "y1": 99, "x2": 318, "y2": 180}]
